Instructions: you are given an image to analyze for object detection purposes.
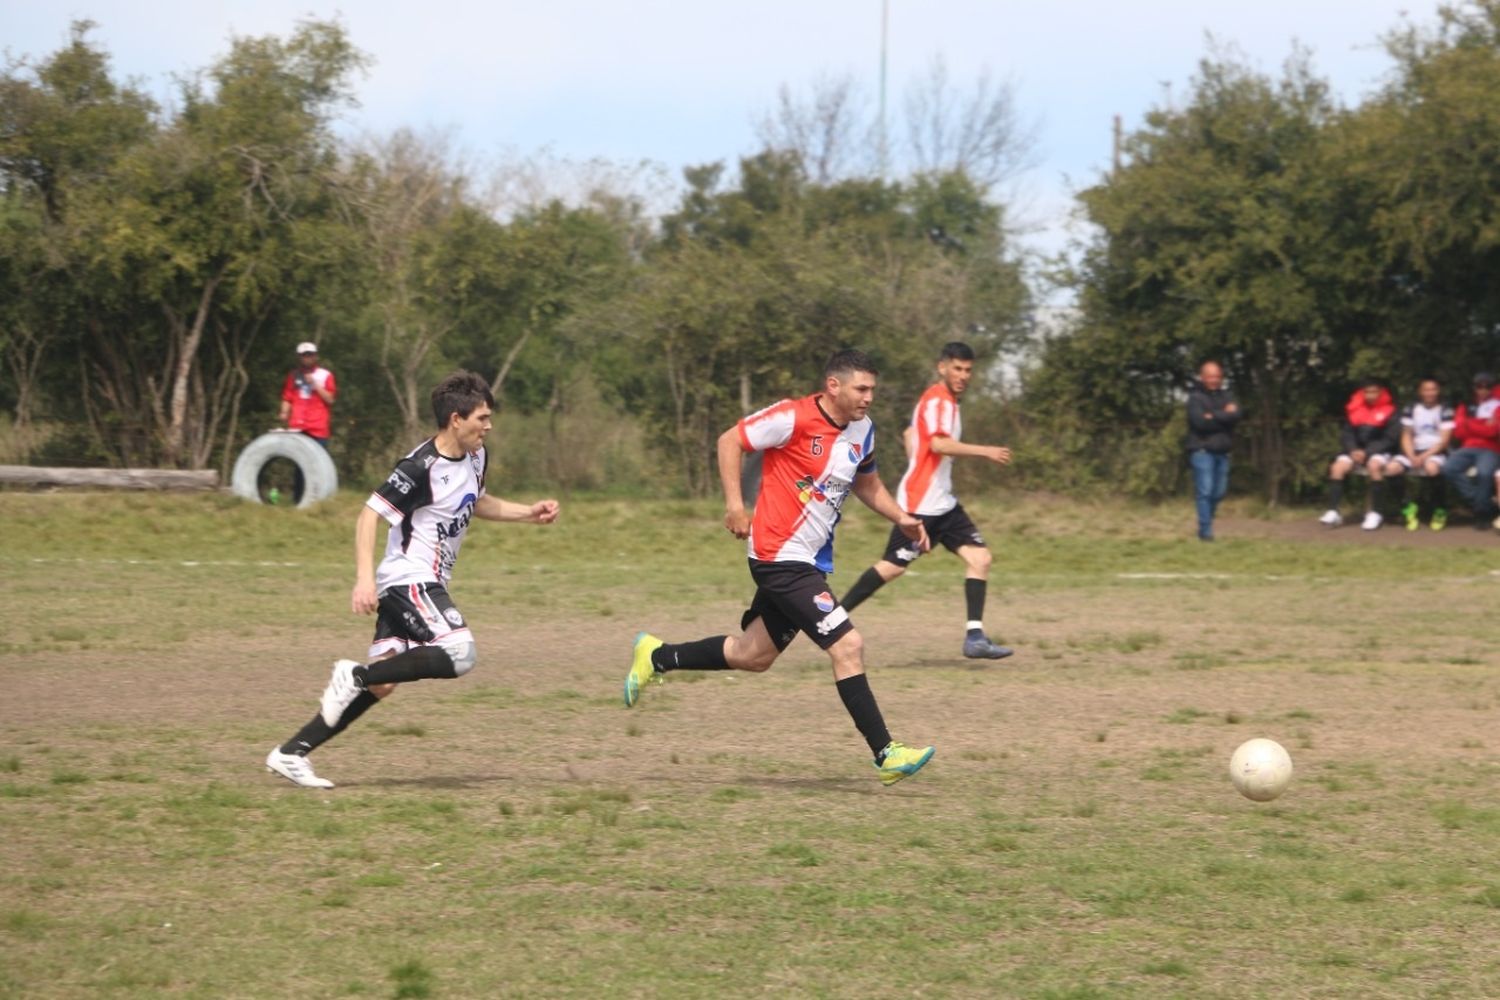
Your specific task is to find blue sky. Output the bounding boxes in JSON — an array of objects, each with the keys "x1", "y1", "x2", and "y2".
[{"x1": 5, "y1": 1, "x2": 1420, "y2": 261}]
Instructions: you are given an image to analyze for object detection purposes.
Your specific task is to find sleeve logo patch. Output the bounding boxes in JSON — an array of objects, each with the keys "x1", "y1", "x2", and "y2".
[{"x1": 388, "y1": 470, "x2": 415, "y2": 495}]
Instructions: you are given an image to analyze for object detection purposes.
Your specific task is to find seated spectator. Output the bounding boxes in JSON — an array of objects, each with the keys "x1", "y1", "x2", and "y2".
[
  {"x1": 1318, "y1": 380, "x2": 1399, "y2": 530},
  {"x1": 1443, "y1": 372, "x2": 1500, "y2": 528},
  {"x1": 1387, "y1": 377, "x2": 1454, "y2": 531}
]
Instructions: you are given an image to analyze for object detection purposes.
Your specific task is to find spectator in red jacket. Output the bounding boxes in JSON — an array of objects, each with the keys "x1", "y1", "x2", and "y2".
[
  {"x1": 1442, "y1": 372, "x2": 1500, "y2": 528},
  {"x1": 280, "y1": 341, "x2": 337, "y2": 446},
  {"x1": 1318, "y1": 381, "x2": 1400, "y2": 530}
]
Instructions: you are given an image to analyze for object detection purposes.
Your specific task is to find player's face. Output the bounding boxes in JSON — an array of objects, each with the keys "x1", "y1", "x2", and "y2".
[
  {"x1": 1475, "y1": 382, "x2": 1492, "y2": 403},
  {"x1": 939, "y1": 358, "x2": 975, "y2": 397},
  {"x1": 298, "y1": 351, "x2": 318, "y2": 370},
  {"x1": 1362, "y1": 385, "x2": 1382, "y2": 406},
  {"x1": 827, "y1": 370, "x2": 877, "y2": 423},
  {"x1": 1419, "y1": 380, "x2": 1440, "y2": 406},
  {"x1": 1199, "y1": 363, "x2": 1223, "y2": 391},
  {"x1": 452, "y1": 405, "x2": 493, "y2": 452}
]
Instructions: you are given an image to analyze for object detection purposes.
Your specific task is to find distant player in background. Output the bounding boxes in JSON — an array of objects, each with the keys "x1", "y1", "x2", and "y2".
[
  {"x1": 839, "y1": 342, "x2": 1014, "y2": 659},
  {"x1": 1386, "y1": 377, "x2": 1454, "y2": 531},
  {"x1": 623, "y1": 350, "x2": 937, "y2": 786},
  {"x1": 1318, "y1": 380, "x2": 1400, "y2": 530},
  {"x1": 265, "y1": 371, "x2": 560, "y2": 789},
  {"x1": 280, "y1": 341, "x2": 337, "y2": 446}
]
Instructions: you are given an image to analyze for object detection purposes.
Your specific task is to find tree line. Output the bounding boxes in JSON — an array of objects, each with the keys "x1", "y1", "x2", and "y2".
[{"x1": 4, "y1": 5, "x2": 1500, "y2": 502}]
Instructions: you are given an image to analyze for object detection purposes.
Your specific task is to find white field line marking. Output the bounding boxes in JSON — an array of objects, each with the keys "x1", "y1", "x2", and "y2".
[{"x1": 13, "y1": 556, "x2": 303, "y2": 568}]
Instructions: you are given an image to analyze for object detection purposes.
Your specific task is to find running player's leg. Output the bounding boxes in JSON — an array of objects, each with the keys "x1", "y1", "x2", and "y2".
[
  {"x1": 757, "y1": 561, "x2": 933, "y2": 782},
  {"x1": 625, "y1": 591, "x2": 790, "y2": 706},
  {"x1": 930, "y1": 505, "x2": 1011, "y2": 659},
  {"x1": 841, "y1": 523, "x2": 921, "y2": 612}
]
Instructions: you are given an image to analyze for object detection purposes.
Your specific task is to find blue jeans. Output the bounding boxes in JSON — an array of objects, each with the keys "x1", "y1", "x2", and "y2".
[
  {"x1": 1189, "y1": 450, "x2": 1230, "y2": 537},
  {"x1": 1443, "y1": 448, "x2": 1500, "y2": 517}
]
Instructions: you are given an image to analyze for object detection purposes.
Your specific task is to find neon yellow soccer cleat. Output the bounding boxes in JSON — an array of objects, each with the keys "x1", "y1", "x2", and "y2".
[
  {"x1": 624, "y1": 632, "x2": 664, "y2": 707},
  {"x1": 875, "y1": 741, "x2": 935, "y2": 785}
]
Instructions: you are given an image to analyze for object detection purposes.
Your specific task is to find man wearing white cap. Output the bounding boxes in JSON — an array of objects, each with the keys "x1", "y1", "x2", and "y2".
[{"x1": 279, "y1": 341, "x2": 337, "y2": 445}]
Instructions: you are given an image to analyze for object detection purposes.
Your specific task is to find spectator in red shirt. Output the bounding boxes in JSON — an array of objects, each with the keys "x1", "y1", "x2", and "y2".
[
  {"x1": 1443, "y1": 372, "x2": 1500, "y2": 527},
  {"x1": 280, "y1": 341, "x2": 336, "y2": 446}
]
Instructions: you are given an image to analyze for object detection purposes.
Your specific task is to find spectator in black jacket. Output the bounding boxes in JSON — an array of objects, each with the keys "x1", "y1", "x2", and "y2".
[
  {"x1": 1318, "y1": 381, "x2": 1400, "y2": 530},
  {"x1": 1185, "y1": 360, "x2": 1241, "y2": 541}
]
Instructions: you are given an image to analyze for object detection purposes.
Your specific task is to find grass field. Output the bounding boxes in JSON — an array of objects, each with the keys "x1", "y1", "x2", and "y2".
[{"x1": 4, "y1": 489, "x2": 1500, "y2": 998}]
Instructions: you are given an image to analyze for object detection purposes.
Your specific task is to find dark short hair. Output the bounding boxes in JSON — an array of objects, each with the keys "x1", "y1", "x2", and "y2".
[
  {"x1": 431, "y1": 370, "x2": 495, "y2": 429},
  {"x1": 1474, "y1": 372, "x2": 1495, "y2": 387},
  {"x1": 939, "y1": 341, "x2": 976, "y2": 362},
  {"x1": 823, "y1": 349, "x2": 878, "y2": 381},
  {"x1": 1417, "y1": 375, "x2": 1441, "y2": 387}
]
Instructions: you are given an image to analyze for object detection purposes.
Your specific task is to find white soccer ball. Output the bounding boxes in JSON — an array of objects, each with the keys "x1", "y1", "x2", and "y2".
[{"x1": 1228, "y1": 738, "x2": 1293, "y2": 801}]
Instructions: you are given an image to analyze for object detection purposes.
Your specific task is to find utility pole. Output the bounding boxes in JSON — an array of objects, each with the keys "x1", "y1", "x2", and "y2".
[{"x1": 879, "y1": 0, "x2": 890, "y2": 179}]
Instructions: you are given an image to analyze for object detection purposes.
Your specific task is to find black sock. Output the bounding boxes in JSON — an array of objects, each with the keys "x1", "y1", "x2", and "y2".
[
  {"x1": 359, "y1": 646, "x2": 456, "y2": 687},
  {"x1": 1432, "y1": 475, "x2": 1447, "y2": 509},
  {"x1": 1390, "y1": 476, "x2": 1406, "y2": 507},
  {"x1": 1327, "y1": 479, "x2": 1344, "y2": 509},
  {"x1": 651, "y1": 636, "x2": 729, "y2": 671},
  {"x1": 964, "y1": 578, "x2": 986, "y2": 627},
  {"x1": 835, "y1": 673, "x2": 892, "y2": 758},
  {"x1": 841, "y1": 567, "x2": 887, "y2": 613},
  {"x1": 281, "y1": 690, "x2": 380, "y2": 756},
  {"x1": 1370, "y1": 479, "x2": 1387, "y2": 512}
]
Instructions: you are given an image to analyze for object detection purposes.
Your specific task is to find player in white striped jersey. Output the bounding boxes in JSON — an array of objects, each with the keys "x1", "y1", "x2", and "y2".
[
  {"x1": 1388, "y1": 377, "x2": 1454, "y2": 531},
  {"x1": 265, "y1": 371, "x2": 560, "y2": 789}
]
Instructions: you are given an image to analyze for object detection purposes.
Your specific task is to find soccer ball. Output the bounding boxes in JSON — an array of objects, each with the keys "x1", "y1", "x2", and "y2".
[{"x1": 1228, "y1": 738, "x2": 1293, "y2": 801}]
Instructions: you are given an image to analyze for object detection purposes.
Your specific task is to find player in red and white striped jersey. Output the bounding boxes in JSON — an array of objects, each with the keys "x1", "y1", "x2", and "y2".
[
  {"x1": 623, "y1": 351, "x2": 938, "y2": 785},
  {"x1": 841, "y1": 342, "x2": 1016, "y2": 659}
]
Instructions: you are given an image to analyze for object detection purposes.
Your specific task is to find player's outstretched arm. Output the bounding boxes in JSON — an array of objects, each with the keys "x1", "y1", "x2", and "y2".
[
  {"x1": 474, "y1": 495, "x2": 560, "y2": 524},
  {"x1": 929, "y1": 436, "x2": 1011, "y2": 466},
  {"x1": 718, "y1": 426, "x2": 752, "y2": 539},
  {"x1": 853, "y1": 470, "x2": 929, "y2": 551},
  {"x1": 352, "y1": 506, "x2": 380, "y2": 615}
]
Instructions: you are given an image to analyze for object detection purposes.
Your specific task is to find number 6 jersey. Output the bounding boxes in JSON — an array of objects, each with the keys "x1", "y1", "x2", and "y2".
[{"x1": 736, "y1": 394, "x2": 877, "y2": 572}]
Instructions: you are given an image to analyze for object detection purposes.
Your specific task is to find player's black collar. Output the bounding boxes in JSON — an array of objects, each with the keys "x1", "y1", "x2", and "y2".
[{"x1": 814, "y1": 396, "x2": 848, "y2": 430}]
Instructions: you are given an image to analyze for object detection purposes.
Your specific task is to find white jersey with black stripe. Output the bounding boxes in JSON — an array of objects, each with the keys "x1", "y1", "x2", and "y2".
[{"x1": 366, "y1": 439, "x2": 487, "y2": 591}]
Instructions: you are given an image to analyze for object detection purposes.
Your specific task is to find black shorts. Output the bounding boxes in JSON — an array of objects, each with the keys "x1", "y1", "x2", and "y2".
[
  {"x1": 740, "y1": 560, "x2": 854, "y2": 652},
  {"x1": 881, "y1": 503, "x2": 986, "y2": 567},
  {"x1": 369, "y1": 581, "x2": 470, "y2": 659}
]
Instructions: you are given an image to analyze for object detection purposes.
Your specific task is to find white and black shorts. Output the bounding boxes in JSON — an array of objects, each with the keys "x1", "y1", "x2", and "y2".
[
  {"x1": 1391, "y1": 453, "x2": 1447, "y2": 472},
  {"x1": 369, "y1": 581, "x2": 472, "y2": 660},
  {"x1": 741, "y1": 559, "x2": 853, "y2": 652}
]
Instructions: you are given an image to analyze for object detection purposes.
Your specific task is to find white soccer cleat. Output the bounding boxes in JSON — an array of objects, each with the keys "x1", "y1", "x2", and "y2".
[
  {"x1": 319, "y1": 658, "x2": 363, "y2": 726},
  {"x1": 1318, "y1": 509, "x2": 1342, "y2": 527},
  {"x1": 265, "y1": 747, "x2": 334, "y2": 789},
  {"x1": 1361, "y1": 511, "x2": 1383, "y2": 531}
]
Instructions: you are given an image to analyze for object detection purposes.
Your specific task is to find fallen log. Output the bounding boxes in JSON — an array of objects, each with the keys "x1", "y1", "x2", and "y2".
[{"x1": 0, "y1": 466, "x2": 220, "y2": 490}]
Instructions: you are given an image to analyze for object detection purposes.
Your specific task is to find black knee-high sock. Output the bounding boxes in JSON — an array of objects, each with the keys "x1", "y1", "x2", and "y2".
[
  {"x1": 1432, "y1": 474, "x2": 1448, "y2": 509},
  {"x1": 358, "y1": 646, "x2": 456, "y2": 686},
  {"x1": 651, "y1": 636, "x2": 730, "y2": 671},
  {"x1": 835, "y1": 673, "x2": 891, "y2": 758},
  {"x1": 841, "y1": 567, "x2": 888, "y2": 612},
  {"x1": 281, "y1": 691, "x2": 380, "y2": 756},
  {"x1": 1327, "y1": 479, "x2": 1345, "y2": 509},
  {"x1": 964, "y1": 578, "x2": 986, "y2": 629},
  {"x1": 1390, "y1": 475, "x2": 1406, "y2": 507},
  {"x1": 1370, "y1": 478, "x2": 1388, "y2": 512}
]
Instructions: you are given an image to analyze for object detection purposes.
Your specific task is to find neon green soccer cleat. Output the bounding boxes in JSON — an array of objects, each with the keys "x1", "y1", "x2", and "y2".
[
  {"x1": 1402, "y1": 502, "x2": 1420, "y2": 532},
  {"x1": 875, "y1": 741, "x2": 935, "y2": 786},
  {"x1": 624, "y1": 632, "x2": 664, "y2": 707},
  {"x1": 1430, "y1": 508, "x2": 1448, "y2": 532}
]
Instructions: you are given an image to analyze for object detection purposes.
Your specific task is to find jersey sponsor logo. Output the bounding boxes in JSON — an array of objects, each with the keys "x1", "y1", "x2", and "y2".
[
  {"x1": 435, "y1": 493, "x2": 479, "y2": 542},
  {"x1": 813, "y1": 591, "x2": 835, "y2": 613},
  {"x1": 387, "y1": 469, "x2": 415, "y2": 495},
  {"x1": 796, "y1": 477, "x2": 829, "y2": 504},
  {"x1": 815, "y1": 606, "x2": 850, "y2": 636},
  {"x1": 443, "y1": 607, "x2": 464, "y2": 626}
]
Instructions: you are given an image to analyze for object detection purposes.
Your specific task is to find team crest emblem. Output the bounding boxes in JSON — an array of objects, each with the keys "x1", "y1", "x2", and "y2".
[
  {"x1": 443, "y1": 608, "x2": 464, "y2": 626},
  {"x1": 848, "y1": 442, "x2": 863, "y2": 462},
  {"x1": 813, "y1": 591, "x2": 836, "y2": 613}
]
